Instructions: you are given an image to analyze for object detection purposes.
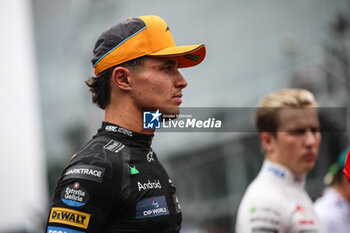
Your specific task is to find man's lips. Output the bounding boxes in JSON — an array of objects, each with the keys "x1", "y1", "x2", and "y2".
[
  {"x1": 304, "y1": 152, "x2": 317, "y2": 160},
  {"x1": 173, "y1": 94, "x2": 183, "y2": 104}
]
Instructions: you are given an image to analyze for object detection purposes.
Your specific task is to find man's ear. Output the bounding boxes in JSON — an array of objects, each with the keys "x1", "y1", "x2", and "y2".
[
  {"x1": 260, "y1": 132, "x2": 275, "y2": 154},
  {"x1": 111, "y1": 67, "x2": 132, "y2": 91}
]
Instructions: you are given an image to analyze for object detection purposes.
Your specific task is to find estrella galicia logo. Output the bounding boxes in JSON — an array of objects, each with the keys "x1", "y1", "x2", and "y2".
[
  {"x1": 143, "y1": 110, "x2": 162, "y2": 129},
  {"x1": 136, "y1": 195, "x2": 169, "y2": 219},
  {"x1": 61, "y1": 182, "x2": 89, "y2": 207}
]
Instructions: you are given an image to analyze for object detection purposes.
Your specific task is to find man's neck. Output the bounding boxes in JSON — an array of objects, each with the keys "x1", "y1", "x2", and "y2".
[
  {"x1": 104, "y1": 103, "x2": 155, "y2": 135},
  {"x1": 265, "y1": 155, "x2": 306, "y2": 178}
]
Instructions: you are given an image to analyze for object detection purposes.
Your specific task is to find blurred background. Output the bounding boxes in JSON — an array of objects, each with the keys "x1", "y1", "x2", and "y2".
[{"x1": 1, "y1": 0, "x2": 350, "y2": 232}]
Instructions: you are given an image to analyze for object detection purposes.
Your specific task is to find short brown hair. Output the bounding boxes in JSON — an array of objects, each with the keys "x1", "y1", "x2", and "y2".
[
  {"x1": 86, "y1": 56, "x2": 147, "y2": 109},
  {"x1": 256, "y1": 88, "x2": 317, "y2": 133}
]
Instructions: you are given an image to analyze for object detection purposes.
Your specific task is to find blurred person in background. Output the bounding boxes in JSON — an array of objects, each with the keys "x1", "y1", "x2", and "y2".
[
  {"x1": 343, "y1": 149, "x2": 350, "y2": 181},
  {"x1": 314, "y1": 147, "x2": 350, "y2": 233},
  {"x1": 235, "y1": 89, "x2": 327, "y2": 233},
  {"x1": 45, "y1": 15, "x2": 205, "y2": 233}
]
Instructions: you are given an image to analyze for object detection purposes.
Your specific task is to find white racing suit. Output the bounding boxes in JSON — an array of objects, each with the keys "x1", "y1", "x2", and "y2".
[{"x1": 235, "y1": 159, "x2": 327, "y2": 233}]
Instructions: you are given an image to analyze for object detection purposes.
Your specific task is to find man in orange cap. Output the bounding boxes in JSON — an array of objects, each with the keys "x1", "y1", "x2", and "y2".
[{"x1": 45, "y1": 15, "x2": 205, "y2": 233}]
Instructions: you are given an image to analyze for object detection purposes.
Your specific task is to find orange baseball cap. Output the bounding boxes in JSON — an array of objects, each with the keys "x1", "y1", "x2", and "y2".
[{"x1": 92, "y1": 15, "x2": 206, "y2": 76}]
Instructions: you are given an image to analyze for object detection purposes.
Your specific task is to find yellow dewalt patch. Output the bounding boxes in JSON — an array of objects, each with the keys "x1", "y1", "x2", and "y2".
[{"x1": 49, "y1": 207, "x2": 90, "y2": 229}]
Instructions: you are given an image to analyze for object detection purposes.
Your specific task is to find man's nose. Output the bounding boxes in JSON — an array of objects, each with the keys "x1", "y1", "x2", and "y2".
[
  {"x1": 175, "y1": 71, "x2": 187, "y2": 89},
  {"x1": 305, "y1": 131, "x2": 319, "y2": 146}
]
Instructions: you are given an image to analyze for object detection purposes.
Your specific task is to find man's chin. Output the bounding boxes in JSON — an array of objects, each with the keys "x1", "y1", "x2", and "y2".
[{"x1": 303, "y1": 161, "x2": 316, "y2": 173}]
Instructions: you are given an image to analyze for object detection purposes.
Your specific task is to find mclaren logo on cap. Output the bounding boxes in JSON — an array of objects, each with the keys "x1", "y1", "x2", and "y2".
[
  {"x1": 184, "y1": 54, "x2": 200, "y2": 62},
  {"x1": 165, "y1": 26, "x2": 170, "y2": 32}
]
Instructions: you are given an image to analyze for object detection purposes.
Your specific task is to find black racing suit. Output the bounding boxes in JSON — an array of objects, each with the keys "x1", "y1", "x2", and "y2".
[{"x1": 45, "y1": 122, "x2": 182, "y2": 233}]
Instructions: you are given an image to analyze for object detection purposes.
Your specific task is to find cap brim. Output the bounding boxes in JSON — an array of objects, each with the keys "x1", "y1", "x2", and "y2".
[{"x1": 149, "y1": 44, "x2": 206, "y2": 68}]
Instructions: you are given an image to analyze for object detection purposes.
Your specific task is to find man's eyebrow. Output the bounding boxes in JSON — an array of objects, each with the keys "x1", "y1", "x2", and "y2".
[
  {"x1": 161, "y1": 59, "x2": 179, "y2": 67},
  {"x1": 150, "y1": 59, "x2": 179, "y2": 69}
]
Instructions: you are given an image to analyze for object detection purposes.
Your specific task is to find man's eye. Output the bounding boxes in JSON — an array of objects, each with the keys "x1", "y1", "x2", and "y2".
[
  {"x1": 289, "y1": 129, "x2": 305, "y2": 135},
  {"x1": 311, "y1": 127, "x2": 320, "y2": 133},
  {"x1": 163, "y1": 66, "x2": 172, "y2": 71}
]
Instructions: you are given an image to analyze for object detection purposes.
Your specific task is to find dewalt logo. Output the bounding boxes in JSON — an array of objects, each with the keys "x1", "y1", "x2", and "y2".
[{"x1": 49, "y1": 207, "x2": 90, "y2": 229}]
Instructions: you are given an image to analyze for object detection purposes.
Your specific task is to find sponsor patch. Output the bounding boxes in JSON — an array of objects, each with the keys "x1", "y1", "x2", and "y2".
[
  {"x1": 295, "y1": 205, "x2": 306, "y2": 215},
  {"x1": 61, "y1": 182, "x2": 89, "y2": 207},
  {"x1": 47, "y1": 226, "x2": 85, "y2": 233},
  {"x1": 137, "y1": 179, "x2": 162, "y2": 191},
  {"x1": 250, "y1": 216, "x2": 279, "y2": 225},
  {"x1": 146, "y1": 149, "x2": 154, "y2": 162},
  {"x1": 250, "y1": 206, "x2": 257, "y2": 213},
  {"x1": 105, "y1": 125, "x2": 132, "y2": 137},
  {"x1": 130, "y1": 166, "x2": 139, "y2": 175},
  {"x1": 250, "y1": 206, "x2": 281, "y2": 216},
  {"x1": 63, "y1": 165, "x2": 105, "y2": 183},
  {"x1": 267, "y1": 166, "x2": 285, "y2": 178},
  {"x1": 169, "y1": 179, "x2": 175, "y2": 187},
  {"x1": 252, "y1": 227, "x2": 278, "y2": 233},
  {"x1": 49, "y1": 207, "x2": 90, "y2": 229},
  {"x1": 172, "y1": 194, "x2": 181, "y2": 213},
  {"x1": 103, "y1": 140, "x2": 125, "y2": 153},
  {"x1": 299, "y1": 219, "x2": 315, "y2": 225},
  {"x1": 297, "y1": 230, "x2": 318, "y2": 233},
  {"x1": 136, "y1": 195, "x2": 169, "y2": 219}
]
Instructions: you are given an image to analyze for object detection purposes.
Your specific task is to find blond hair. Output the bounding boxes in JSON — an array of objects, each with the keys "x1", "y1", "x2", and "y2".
[{"x1": 256, "y1": 88, "x2": 317, "y2": 133}]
